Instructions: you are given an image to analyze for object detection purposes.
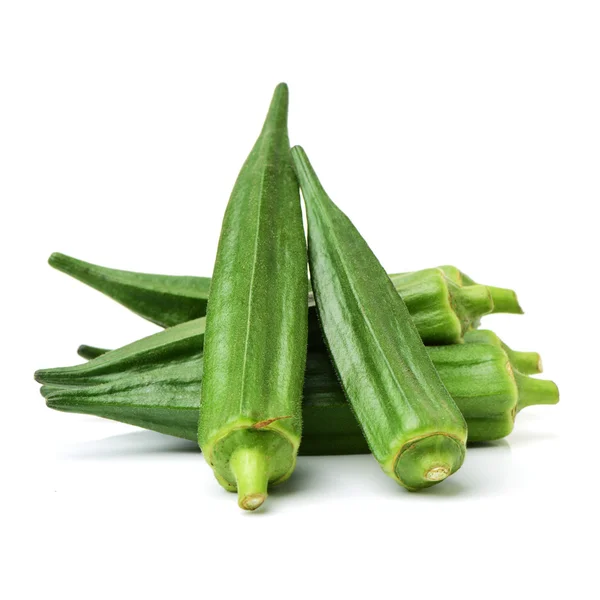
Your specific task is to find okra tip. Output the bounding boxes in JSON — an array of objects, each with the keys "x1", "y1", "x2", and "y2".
[
  {"x1": 274, "y1": 81, "x2": 288, "y2": 94},
  {"x1": 77, "y1": 344, "x2": 109, "y2": 360},
  {"x1": 33, "y1": 369, "x2": 47, "y2": 384},
  {"x1": 48, "y1": 252, "x2": 94, "y2": 280},
  {"x1": 260, "y1": 82, "x2": 289, "y2": 136},
  {"x1": 291, "y1": 146, "x2": 327, "y2": 200},
  {"x1": 48, "y1": 252, "x2": 74, "y2": 271}
]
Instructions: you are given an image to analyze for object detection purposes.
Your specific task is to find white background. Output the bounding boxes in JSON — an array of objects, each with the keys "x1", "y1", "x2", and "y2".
[{"x1": 1, "y1": 2, "x2": 599, "y2": 599}]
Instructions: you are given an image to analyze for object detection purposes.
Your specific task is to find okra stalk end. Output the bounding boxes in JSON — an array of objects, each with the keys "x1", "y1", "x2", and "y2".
[
  {"x1": 230, "y1": 447, "x2": 269, "y2": 511},
  {"x1": 393, "y1": 434, "x2": 466, "y2": 491},
  {"x1": 515, "y1": 372, "x2": 560, "y2": 411},
  {"x1": 453, "y1": 283, "x2": 494, "y2": 320},
  {"x1": 508, "y1": 350, "x2": 543, "y2": 375},
  {"x1": 488, "y1": 286, "x2": 524, "y2": 315}
]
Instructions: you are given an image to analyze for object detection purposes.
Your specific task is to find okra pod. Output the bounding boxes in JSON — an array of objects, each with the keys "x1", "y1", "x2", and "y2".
[
  {"x1": 198, "y1": 84, "x2": 308, "y2": 509},
  {"x1": 292, "y1": 146, "x2": 468, "y2": 490}
]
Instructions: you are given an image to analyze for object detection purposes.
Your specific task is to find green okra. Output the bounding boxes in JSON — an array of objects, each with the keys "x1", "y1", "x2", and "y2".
[
  {"x1": 38, "y1": 320, "x2": 559, "y2": 453},
  {"x1": 77, "y1": 345, "x2": 110, "y2": 360},
  {"x1": 292, "y1": 146, "x2": 468, "y2": 490},
  {"x1": 35, "y1": 319, "x2": 206, "y2": 387},
  {"x1": 48, "y1": 252, "x2": 211, "y2": 328},
  {"x1": 48, "y1": 257, "x2": 520, "y2": 345},
  {"x1": 438, "y1": 265, "x2": 523, "y2": 315},
  {"x1": 464, "y1": 329, "x2": 542, "y2": 375},
  {"x1": 197, "y1": 84, "x2": 308, "y2": 510}
]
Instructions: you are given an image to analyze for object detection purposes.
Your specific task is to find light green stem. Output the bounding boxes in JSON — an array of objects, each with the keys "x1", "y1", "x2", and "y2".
[
  {"x1": 505, "y1": 348, "x2": 543, "y2": 375},
  {"x1": 488, "y1": 286, "x2": 524, "y2": 314},
  {"x1": 229, "y1": 447, "x2": 270, "y2": 511},
  {"x1": 454, "y1": 284, "x2": 494, "y2": 319},
  {"x1": 515, "y1": 371, "x2": 560, "y2": 411}
]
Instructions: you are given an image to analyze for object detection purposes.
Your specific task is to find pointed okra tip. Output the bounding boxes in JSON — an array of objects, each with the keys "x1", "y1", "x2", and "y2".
[
  {"x1": 270, "y1": 82, "x2": 289, "y2": 111},
  {"x1": 34, "y1": 368, "x2": 49, "y2": 384},
  {"x1": 290, "y1": 146, "x2": 318, "y2": 191},
  {"x1": 48, "y1": 251, "x2": 69, "y2": 270},
  {"x1": 261, "y1": 82, "x2": 289, "y2": 134},
  {"x1": 47, "y1": 251, "x2": 88, "y2": 277},
  {"x1": 291, "y1": 145, "x2": 306, "y2": 162},
  {"x1": 274, "y1": 81, "x2": 289, "y2": 95}
]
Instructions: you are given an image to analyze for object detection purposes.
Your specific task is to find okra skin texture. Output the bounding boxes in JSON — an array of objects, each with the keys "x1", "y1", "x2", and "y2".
[
  {"x1": 77, "y1": 345, "x2": 109, "y2": 360},
  {"x1": 40, "y1": 334, "x2": 559, "y2": 452},
  {"x1": 50, "y1": 251, "x2": 519, "y2": 345},
  {"x1": 198, "y1": 84, "x2": 308, "y2": 509},
  {"x1": 463, "y1": 329, "x2": 542, "y2": 375},
  {"x1": 48, "y1": 252, "x2": 211, "y2": 327},
  {"x1": 388, "y1": 269, "x2": 493, "y2": 345},
  {"x1": 292, "y1": 146, "x2": 467, "y2": 490},
  {"x1": 35, "y1": 318, "x2": 206, "y2": 386}
]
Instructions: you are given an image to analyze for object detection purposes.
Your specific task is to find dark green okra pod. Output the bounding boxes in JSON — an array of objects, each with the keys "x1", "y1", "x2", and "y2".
[
  {"x1": 38, "y1": 321, "x2": 558, "y2": 452},
  {"x1": 198, "y1": 84, "x2": 308, "y2": 510},
  {"x1": 48, "y1": 252, "x2": 211, "y2": 327}
]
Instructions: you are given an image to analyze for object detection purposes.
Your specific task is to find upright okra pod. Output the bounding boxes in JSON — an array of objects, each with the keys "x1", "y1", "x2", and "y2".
[
  {"x1": 198, "y1": 84, "x2": 308, "y2": 510},
  {"x1": 292, "y1": 146, "x2": 468, "y2": 490}
]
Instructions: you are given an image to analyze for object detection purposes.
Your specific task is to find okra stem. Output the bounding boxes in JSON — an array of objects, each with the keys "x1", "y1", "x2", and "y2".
[
  {"x1": 453, "y1": 284, "x2": 494, "y2": 319},
  {"x1": 488, "y1": 286, "x2": 524, "y2": 314},
  {"x1": 506, "y1": 349, "x2": 543, "y2": 375},
  {"x1": 514, "y1": 371, "x2": 560, "y2": 411},
  {"x1": 229, "y1": 447, "x2": 269, "y2": 511}
]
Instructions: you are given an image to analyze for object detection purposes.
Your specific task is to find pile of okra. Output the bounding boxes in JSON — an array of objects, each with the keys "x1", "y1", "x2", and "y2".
[{"x1": 36, "y1": 84, "x2": 559, "y2": 510}]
